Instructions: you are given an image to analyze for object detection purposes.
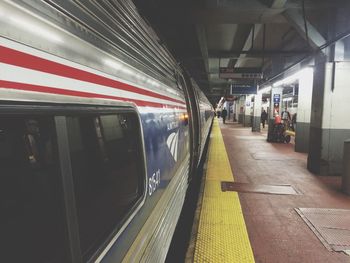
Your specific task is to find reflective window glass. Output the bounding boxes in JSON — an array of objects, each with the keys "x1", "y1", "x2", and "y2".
[
  {"x1": 0, "y1": 116, "x2": 68, "y2": 263},
  {"x1": 66, "y1": 112, "x2": 144, "y2": 259}
]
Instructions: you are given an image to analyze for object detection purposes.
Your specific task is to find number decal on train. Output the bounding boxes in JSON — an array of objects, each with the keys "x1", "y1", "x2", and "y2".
[{"x1": 148, "y1": 169, "x2": 161, "y2": 196}]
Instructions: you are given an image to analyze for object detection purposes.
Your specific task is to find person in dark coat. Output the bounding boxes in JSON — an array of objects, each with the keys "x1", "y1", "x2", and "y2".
[
  {"x1": 261, "y1": 110, "x2": 268, "y2": 128},
  {"x1": 221, "y1": 108, "x2": 228, "y2": 124}
]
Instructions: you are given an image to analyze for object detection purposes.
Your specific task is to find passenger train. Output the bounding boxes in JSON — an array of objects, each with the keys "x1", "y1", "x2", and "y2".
[{"x1": 0, "y1": 0, "x2": 213, "y2": 262}]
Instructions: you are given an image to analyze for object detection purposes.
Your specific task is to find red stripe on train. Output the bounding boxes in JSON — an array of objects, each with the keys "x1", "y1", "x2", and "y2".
[
  {"x1": 0, "y1": 80, "x2": 187, "y2": 109},
  {"x1": 0, "y1": 45, "x2": 185, "y2": 105}
]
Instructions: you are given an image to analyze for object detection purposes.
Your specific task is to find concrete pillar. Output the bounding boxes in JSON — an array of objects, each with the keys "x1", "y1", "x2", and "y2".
[
  {"x1": 295, "y1": 68, "x2": 313, "y2": 152},
  {"x1": 308, "y1": 56, "x2": 350, "y2": 175},
  {"x1": 238, "y1": 96, "x2": 245, "y2": 124},
  {"x1": 307, "y1": 7, "x2": 350, "y2": 175},
  {"x1": 252, "y1": 93, "x2": 262, "y2": 132},
  {"x1": 228, "y1": 102, "x2": 232, "y2": 120},
  {"x1": 244, "y1": 95, "x2": 252, "y2": 127},
  {"x1": 267, "y1": 87, "x2": 283, "y2": 141},
  {"x1": 232, "y1": 101, "x2": 238, "y2": 121},
  {"x1": 223, "y1": 102, "x2": 229, "y2": 122},
  {"x1": 342, "y1": 140, "x2": 350, "y2": 195}
]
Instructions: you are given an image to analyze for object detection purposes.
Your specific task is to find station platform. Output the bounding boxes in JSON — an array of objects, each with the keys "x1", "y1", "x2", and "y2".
[{"x1": 186, "y1": 118, "x2": 350, "y2": 263}]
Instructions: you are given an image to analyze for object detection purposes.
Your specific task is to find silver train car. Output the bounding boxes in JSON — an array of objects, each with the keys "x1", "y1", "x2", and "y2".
[{"x1": 0, "y1": 0, "x2": 214, "y2": 262}]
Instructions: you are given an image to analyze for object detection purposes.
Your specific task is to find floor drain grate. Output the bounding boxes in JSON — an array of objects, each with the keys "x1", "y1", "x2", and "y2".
[
  {"x1": 251, "y1": 152, "x2": 296, "y2": 160},
  {"x1": 235, "y1": 136, "x2": 266, "y2": 140},
  {"x1": 221, "y1": 182, "x2": 300, "y2": 195},
  {"x1": 295, "y1": 208, "x2": 350, "y2": 253}
]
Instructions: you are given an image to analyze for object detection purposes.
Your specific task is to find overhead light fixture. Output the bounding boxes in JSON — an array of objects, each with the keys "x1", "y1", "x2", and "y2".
[
  {"x1": 273, "y1": 80, "x2": 284, "y2": 87},
  {"x1": 258, "y1": 85, "x2": 271, "y2": 94},
  {"x1": 272, "y1": 67, "x2": 313, "y2": 88}
]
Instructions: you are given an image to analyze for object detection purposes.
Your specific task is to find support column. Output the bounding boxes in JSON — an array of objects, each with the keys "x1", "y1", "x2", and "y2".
[
  {"x1": 295, "y1": 68, "x2": 313, "y2": 152},
  {"x1": 232, "y1": 100, "x2": 238, "y2": 121},
  {"x1": 308, "y1": 56, "x2": 350, "y2": 175},
  {"x1": 227, "y1": 102, "x2": 232, "y2": 120},
  {"x1": 267, "y1": 87, "x2": 283, "y2": 141},
  {"x1": 238, "y1": 96, "x2": 245, "y2": 124},
  {"x1": 244, "y1": 95, "x2": 252, "y2": 127},
  {"x1": 223, "y1": 102, "x2": 229, "y2": 122},
  {"x1": 252, "y1": 93, "x2": 262, "y2": 132}
]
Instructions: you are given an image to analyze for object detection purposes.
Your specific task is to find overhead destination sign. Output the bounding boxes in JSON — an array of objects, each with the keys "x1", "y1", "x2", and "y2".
[
  {"x1": 219, "y1": 67, "x2": 263, "y2": 79},
  {"x1": 230, "y1": 84, "x2": 257, "y2": 95}
]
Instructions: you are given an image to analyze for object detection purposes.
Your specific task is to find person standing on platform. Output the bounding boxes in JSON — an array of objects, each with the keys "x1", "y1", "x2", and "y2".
[
  {"x1": 261, "y1": 109, "x2": 268, "y2": 128},
  {"x1": 274, "y1": 113, "x2": 281, "y2": 124},
  {"x1": 281, "y1": 107, "x2": 291, "y2": 129},
  {"x1": 221, "y1": 108, "x2": 227, "y2": 124}
]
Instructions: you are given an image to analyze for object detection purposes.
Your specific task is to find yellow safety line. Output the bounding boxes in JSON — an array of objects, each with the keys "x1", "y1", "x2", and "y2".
[{"x1": 193, "y1": 119, "x2": 255, "y2": 263}]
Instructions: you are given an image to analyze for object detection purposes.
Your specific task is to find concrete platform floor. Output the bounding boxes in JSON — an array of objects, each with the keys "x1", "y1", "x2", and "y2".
[{"x1": 219, "y1": 119, "x2": 350, "y2": 263}]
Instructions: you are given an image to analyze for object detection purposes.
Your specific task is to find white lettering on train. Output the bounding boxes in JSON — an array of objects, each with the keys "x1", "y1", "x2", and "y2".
[{"x1": 148, "y1": 169, "x2": 161, "y2": 196}]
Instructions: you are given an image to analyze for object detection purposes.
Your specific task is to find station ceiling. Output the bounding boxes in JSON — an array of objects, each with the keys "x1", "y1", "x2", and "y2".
[{"x1": 133, "y1": 0, "x2": 350, "y2": 104}]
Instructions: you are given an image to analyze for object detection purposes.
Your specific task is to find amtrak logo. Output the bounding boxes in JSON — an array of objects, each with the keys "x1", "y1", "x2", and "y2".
[{"x1": 167, "y1": 131, "x2": 179, "y2": 162}]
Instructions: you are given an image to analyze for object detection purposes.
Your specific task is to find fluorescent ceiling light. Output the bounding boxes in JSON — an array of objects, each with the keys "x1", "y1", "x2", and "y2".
[
  {"x1": 258, "y1": 86, "x2": 271, "y2": 94},
  {"x1": 273, "y1": 80, "x2": 284, "y2": 87},
  {"x1": 272, "y1": 67, "x2": 313, "y2": 88}
]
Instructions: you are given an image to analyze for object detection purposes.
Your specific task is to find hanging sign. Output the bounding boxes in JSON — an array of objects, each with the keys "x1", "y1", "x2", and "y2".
[
  {"x1": 220, "y1": 67, "x2": 263, "y2": 79},
  {"x1": 273, "y1": 94, "x2": 281, "y2": 103},
  {"x1": 230, "y1": 84, "x2": 257, "y2": 95}
]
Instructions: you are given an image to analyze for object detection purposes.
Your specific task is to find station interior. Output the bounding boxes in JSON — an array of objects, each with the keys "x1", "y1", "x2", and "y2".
[
  {"x1": 136, "y1": 1, "x2": 350, "y2": 262},
  {"x1": 2, "y1": 0, "x2": 350, "y2": 263}
]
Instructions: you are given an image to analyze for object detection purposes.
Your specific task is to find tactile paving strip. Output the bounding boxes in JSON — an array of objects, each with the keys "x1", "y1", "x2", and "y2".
[
  {"x1": 295, "y1": 208, "x2": 350, "y2": 252},
  {"x1": 221, "y1": 182, "x2": 299, "y2": 195},
  {"x1": 193, "y1": 119, "x2": 255, "y2": 263}
]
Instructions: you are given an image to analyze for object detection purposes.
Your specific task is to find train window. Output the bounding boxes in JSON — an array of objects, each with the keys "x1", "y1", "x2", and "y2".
[
  {"x1": 0, "y1": 116, "x2": 68, "y2": 263},
  {"x1": 66, "y1": 112, "x2": 145, "y2": 259}
]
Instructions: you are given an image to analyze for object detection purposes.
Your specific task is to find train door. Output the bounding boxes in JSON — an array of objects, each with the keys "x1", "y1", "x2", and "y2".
[{"x1": 176, "y1": 71, "x2": 200, "y2": 182}]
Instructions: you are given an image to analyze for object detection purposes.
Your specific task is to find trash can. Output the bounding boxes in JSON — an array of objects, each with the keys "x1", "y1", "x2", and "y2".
[{"x1": 342, "y1": 139, "x2": 350, "y2": 195}]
